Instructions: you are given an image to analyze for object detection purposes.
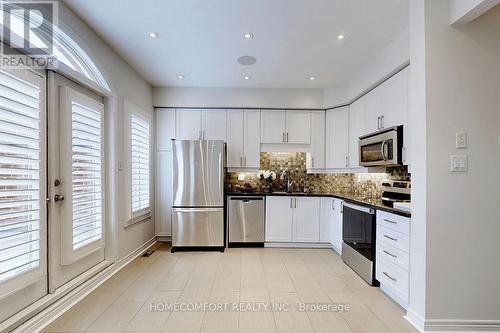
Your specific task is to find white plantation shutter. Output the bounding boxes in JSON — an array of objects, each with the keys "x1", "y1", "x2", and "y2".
[
  {"x1": 0, "y1": 70, "x2": 42, "y2": 283},
  {"x1": 130, "y1": 114, "x2": 150, "y2": 215},
  {"x1": 71, "y1": 100, "x2": 103, "y2": 250}
]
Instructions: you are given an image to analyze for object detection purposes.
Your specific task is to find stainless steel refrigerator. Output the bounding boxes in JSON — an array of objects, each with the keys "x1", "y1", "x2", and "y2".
[{"x1": 171, "y1": 140, "x2": 225, "y2": 251}]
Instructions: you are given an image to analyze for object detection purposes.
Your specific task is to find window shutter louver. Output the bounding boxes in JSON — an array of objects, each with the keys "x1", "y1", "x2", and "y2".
[
  {"x1": 0, "y1": 70, "x2": 42, "y2": 283},
  {"x1": 130, "y1": 115, "x2": 150, "y2": 214}
]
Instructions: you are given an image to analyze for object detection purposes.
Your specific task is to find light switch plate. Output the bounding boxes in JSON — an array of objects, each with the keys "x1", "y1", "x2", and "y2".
[
  {"x1": 456, "y1": 132, "x2": 467, "y2": 149},
  {"x1": 450, "y1": 155, "x2": 468, "y2": 172},
  {"x1": 238, "y1": 174, "x2": 245, "y2": 181}
]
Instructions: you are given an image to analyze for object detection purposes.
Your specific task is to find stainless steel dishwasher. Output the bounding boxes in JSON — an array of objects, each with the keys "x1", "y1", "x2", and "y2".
[{"x1": 228, "y1": 196, "x2": 265, "y2": 246}]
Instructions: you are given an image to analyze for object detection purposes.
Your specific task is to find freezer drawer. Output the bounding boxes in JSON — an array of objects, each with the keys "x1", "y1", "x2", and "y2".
[
  {"x1": 172, "y1": 208, "x2": 224, "y2": 247},
  {"x1": 228, "y1": 197, "x2": 265, "y2": 243}
]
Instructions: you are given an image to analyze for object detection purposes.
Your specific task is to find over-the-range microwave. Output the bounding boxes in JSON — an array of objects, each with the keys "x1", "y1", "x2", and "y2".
[{"x1": 358, "y1": 126, "x2": 403, "y2": 167}]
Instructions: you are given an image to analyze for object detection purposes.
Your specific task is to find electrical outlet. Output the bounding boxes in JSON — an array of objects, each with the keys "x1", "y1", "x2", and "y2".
[
  {"x1": 456, "y1": 132, "x2": 467, "y2": 149},
  {"x1": 238, "y1": 174, "x2": 245, "y2": 181},
  {"x1": 450, "y1": 155, "x2": 468, "y2": 172}
]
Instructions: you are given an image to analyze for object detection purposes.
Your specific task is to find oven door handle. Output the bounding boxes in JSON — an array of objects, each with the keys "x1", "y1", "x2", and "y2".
[
  {"x1": 342, "y1": 202, "x2": 375, "y2": 215},
  {"x1": 381, "y1": 139, "x2": 388, "y2": 161}
]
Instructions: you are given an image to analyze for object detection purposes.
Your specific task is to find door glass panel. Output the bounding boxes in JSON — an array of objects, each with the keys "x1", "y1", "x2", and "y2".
[
  {"x1": 0, "y1": 70, "x2": 41, "y2": 282},
  {"x1": 71, "y1": 101, "x2": 103, "y2": 250}
]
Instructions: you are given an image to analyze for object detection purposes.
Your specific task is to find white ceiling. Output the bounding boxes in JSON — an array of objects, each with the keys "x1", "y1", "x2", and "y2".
[{"x1": 64, "y1": 0, "x2": 408, "y2": 89}]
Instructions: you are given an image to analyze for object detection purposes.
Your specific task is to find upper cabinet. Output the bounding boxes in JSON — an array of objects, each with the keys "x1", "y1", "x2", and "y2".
[
  {"x1": 156, "y1": 108, "x2": 176, "y2": 151},
  {"x1": 175, "y1": 109, "x2": 227, "y2": 141},
  {"x1": 226, "y1": 109, "x2": 261, "y2": 168},
  {"x1": 349, "y1": 97, "x2": 366, "y2": 168},
  {"x1": 325, "y1": 106, "x2": 349, "y2": 169},
  {"x1": 308, "y1": 111, "x2": 325, "y2": 169},
  {"x1": 261, "y1": 110, "x2": 310, "y2": 144},
  {"x1": 203, "y1": 109, "x2": 227, "y2": 140},
  {"x1": 365, "y1": 68, "x2": 408, "y2": 133},
  {"x1": 176, "y1": 109, "x2": 202, "y2": 140}
]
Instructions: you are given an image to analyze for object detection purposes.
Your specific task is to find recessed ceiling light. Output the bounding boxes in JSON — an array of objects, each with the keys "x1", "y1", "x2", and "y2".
[
  {"x1": 148, "y1": 32, "x2": 159, "y2": 38},
  {"x1": 177, "y1": 75, "x2": 184, "y2": 79},
  {"x1": 243, "y1": 32, "x2": 254, "y2": 39},
  {"x1": 244, "y1": 76, "x2": 251, "y2": 80},
  {"x1": 309, "y1": 76, "x2": 316, "y2": 81},
  {"x1": 337, "y1": 34, "x2": 345, "y2": 40},
  {"x1": 237, "y1": 56, "x2": 257, "y2": 66}
]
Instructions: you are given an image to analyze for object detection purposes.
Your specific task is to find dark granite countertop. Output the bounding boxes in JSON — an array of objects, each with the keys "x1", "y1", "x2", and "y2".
[{"x1": 226, "y1": 191, "x2": 411, "y2": 218}]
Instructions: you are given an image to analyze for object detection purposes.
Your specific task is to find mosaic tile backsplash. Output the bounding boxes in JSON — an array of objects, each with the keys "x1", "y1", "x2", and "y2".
[{"x1": 226, "y1": 152, "x2": 411, "y2": 198}]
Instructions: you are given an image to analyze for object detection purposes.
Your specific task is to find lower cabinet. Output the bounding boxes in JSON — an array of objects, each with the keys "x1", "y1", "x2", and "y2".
[
  {"x1": 320, "y1": 197, "x2": 343, "y2": 253},
  {"x1": 265, "y1": 196, "x2": 320, "y2": 243},
  {"x1": 155, "y1": 151, "x2": 173, "y2": 237},
  {"x1": 375, "y1": 210, "x2": 411, "y2": 309}
]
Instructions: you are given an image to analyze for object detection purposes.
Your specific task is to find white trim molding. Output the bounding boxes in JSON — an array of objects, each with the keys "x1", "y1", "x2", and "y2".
[{"x1": 405, "y1": 308, "x2": 500, "y2": 332}]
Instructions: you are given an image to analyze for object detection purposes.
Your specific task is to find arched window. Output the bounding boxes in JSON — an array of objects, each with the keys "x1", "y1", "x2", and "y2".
[{"x1": 0, "y1": 3, "x2": 111, "y2": 93}]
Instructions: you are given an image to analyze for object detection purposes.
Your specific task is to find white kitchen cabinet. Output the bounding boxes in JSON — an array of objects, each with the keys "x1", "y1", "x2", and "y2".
[
  {"x1": 307, "y1": 111, "x2": 325, "y2": 169},
  {"x1": 226, "y1": 110, "x2": 244, "y2": 168},
  {"x1": 227, "y1": 110, "x2": 261, "y2": 168},
  {"x1": 325, "y1": 106, "x2": 349, "y2": 169},
  {"x1": 293, "y1": 197, "x2": 320, "y2": 242},
  {"x1": 261, "y1": 110, "x2": 310, "y2": 144},
  {"x1": 244, "y1": 110, "x2": 261, "y2": 168},
  {"x1": 332, "y1": 199, "x2": 343, "y2": 254},
  {"x1": 155, "y1": 151, "x2": 173, "y2": 237},
  {"x1": 156, "y1": 108, "x2": 175, "y2": 151},
  {"x1": 203, "y1": 109, "x2": 227, "y2": 140},
  {"x1": 286, "y1": 111, "x2": 311, "y2": 144},
  {"x1": 349, "y1": 98, "x2": 366, "y2": 168},
  {"x1": 261, "y1": 110, "x2": 287, "y2": 143},
  {"x1": 265, "y1": 196, "x2": 294, "y2": 242},
  {"x1": 320, "y1": 197, "x2": 333, "y2": 243},
  {"x1": 175, "y1": 109, "x2": 202, "y2": 140},
  {"x1": 365, "y1": 88, "x2": 382, "y2": 134}
]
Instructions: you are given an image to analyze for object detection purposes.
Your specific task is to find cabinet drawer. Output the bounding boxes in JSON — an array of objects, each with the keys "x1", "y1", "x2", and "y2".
[
  {"x1": 377, "y1": 210, "x2": 410, "y2": 235},
  {"x1": 376, "y1": 256, "x2": 409, "y2": 304},
  {"x1": 376, "y1": 241, "x2": 409, "y2": 271},
  {"x1": 377, "y1": 225, "x2": 409, "y2": 253}
]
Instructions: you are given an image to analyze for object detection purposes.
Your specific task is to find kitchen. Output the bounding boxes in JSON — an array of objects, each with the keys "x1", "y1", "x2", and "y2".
[{"x1": 1, "y1": 1, "x2": 499, "y2": 332}]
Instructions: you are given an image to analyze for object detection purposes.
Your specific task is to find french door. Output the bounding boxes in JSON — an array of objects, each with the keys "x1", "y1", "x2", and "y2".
[
  {"x1": 0, "y1": 69, "x2": 48, "y2": 322},
  {"x1": 47, "y1": 72, "x2": 107, "y2": 291}
]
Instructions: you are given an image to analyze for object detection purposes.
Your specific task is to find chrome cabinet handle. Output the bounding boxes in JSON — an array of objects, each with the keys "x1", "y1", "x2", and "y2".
[
  {"x1": 383, "y1": 271, "x2": 397, "y2": 282},
  {"x1": 286, "y1": 132, "x2": 289, "y2": 142},
  {"x1": 384, "y1": 219, "x2": 398, "y2": 224},
  {"x1": 380, "y1": 115, "x2": 384, "y2": 129},
  {"x1": 377, "y1": 116, "x2": 381, "y2": 130},
  {"x1": 282, "y1": 132, "x2": 285, "y2": 143},
  {"x1": 294, "y1": 198, "x2": 297, "y2": 208},
  {"x1": 332, "y1": 199, "x2": 335, "y2": 210},
  {"x1": 240, "y1": 156, "x2": 243, "y2": 167},
  {"x1": 311, "y1": 157, "x2": 314, "y2": 168},
  {"x1": 345, "y1": 156, "x2": 349, "y2": 167},
  {"x1": 244, "y1": 156, "x2": 247, "y2": 166},
  {"x1": 383, "y1": 250, "x2": 397, "y2": 258},
  {"x1": 290, "y1": 198, "x2": 293, "y2": 208},
  {"x1": 384, "y1": 234, "x2": 398, "y2": 242},
  {"x1": 199, "y1": 130, "x2": 202, "y2": 140}
]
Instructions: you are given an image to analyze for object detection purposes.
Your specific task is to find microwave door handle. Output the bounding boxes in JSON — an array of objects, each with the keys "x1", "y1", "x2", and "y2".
[{"x1": 381, "y1": 139, "x2": 388, "y2": 161}]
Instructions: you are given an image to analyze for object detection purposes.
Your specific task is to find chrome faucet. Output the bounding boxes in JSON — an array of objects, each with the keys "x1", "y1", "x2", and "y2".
[{"x1": 280, "y1": 169, "x2": 294, "y2": 193}]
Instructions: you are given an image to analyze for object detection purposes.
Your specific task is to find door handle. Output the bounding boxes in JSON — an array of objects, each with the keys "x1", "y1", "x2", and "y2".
[
  {"x1": 345, "y1": 156, "x2": 349, "y2": 167},
  {"x1": 54, "y1": 194, "x2": 64, "y2": 202},
  {"x1": 377, "y1": 117, "x2": 380, "y2": 130},
  {"x1": 380, "y1": 115, "x2": 384, "y2": 129},
  {"x1": 290, "y1": 198, "x2": 293, "y2": 208},
  {"x1": 199, "y1": 130, "x2": 202, "y2": 140},
  {"x1": 240, "y1": 156, "x2": 243, "y2": 167},
  {"x1": 383, "y1": 271, "x2": 397, "y2": 282},
  {"x1": 311, "y1": 157, "x2": 314, "y2": 168},
  {"x1": 286, "y1": 132, "x2": 289, "y2": 142},
  {"x1": 244, "y1": 156, "x2": 247, "y2": 166},
  {"x1": 283, "y1": 132, "x2": 285, "y2": 143},
  {"x1": 384, "y1": 219, "x2": 398, "y2": 225},
  {"x1": 381, "y1": 139, "x2": 388, "y2": 161},
  {"x1": 383, "y1": 250, "x2": 397, "y2": 258},
  {"x1": 331, "y1": 199, "x2": 335, "y2": 210},
  {"x1": 383, "y1": 234, "x2": 398, "y2": 242}
]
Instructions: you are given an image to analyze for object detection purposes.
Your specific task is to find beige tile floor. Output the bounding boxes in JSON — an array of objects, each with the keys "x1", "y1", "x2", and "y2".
[{"x1": 44, "y1": 243, "x2": 417, "y2": 333}]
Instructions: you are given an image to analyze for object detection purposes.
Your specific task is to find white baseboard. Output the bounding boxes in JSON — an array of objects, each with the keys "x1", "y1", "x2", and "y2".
[
  {"x1": 265, "y1": 242, "x2": 333, "y2": 249},
  {"x1": 156, "y1": 235, "x2": 172, "y2": 242},
  {"x1": 405, "y1": 308, "x2": 500, "y2": 332},
  {"x1": 8, "y1": 237, "x2": 157, "y2": 333}
]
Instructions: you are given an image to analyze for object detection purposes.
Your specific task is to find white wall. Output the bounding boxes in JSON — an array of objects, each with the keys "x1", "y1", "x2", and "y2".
[
  {"x1": 418, "y1": 0, "x2": 500, "y2": 327},
  {"x1": 59, "y1": 3, "x2": 155, "y2": 261},
  {"x1": 153, "y1": 87, "x2": 323, "y2": 109},
  {"x1": 322, "y1": 28, "x2": 410, "y2": 108}
]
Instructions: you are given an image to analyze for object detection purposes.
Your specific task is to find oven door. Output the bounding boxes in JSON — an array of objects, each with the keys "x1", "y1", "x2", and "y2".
[
  {"x1": 359, "y1": 128, "x2": 400, "y2": 167},
  {"x1": 342, "y1": 203, "x2": 376, "y2": 261}
]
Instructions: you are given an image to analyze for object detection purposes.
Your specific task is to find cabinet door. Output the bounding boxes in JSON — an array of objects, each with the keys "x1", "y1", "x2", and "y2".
[
  {"x1": 320, "y1": 197, "x2": 333, "y2": 243},
  {"x1": 156, "y1": 151, "x2": 173, "y2": 236},
  {"x1": 244, "y1": 110, "x2": 261, "y2": 168},
  {"x1": 156, "y1": 108, "x2": 175, "y2": 151},
  {"x1": 286, "y1": 111, "x2": 311, "y2": 144},
  {"x1": 203, "y1": 109, "x2": 227, "y2": 140},
  {"x1": 226, "y1": 110, "x2": 244, "y2": 168},
  {"x1": 293, "y1": 197, "x2": 320, "y2": 242},
  {"x1": 261, "y1": 110, "x2": 286, "y2": 143},
  {"x1": 349, "y1": 99, "x2": 365, "y2": 168},
  {"x1": 308, "y1": 112, "x2": 325, "y2": 169},
  {"x1": 265, "y1": 197, "x2": 293, "y2": 242},
  {"x1": 380, "y1": 68, "x2": 408, "y2": 129},
  {"x1": 325, "y1": 107, "x2": 349, "y2": 168},
  {"x1": 176, "y1": 109, "x2": 202, "y2": 140},
  {"x1": 331, "y1": 199, "x2": 343, "y2": 254},
  {"x1": 365, "y1": 88, "x2": 382, "y2": 133}
]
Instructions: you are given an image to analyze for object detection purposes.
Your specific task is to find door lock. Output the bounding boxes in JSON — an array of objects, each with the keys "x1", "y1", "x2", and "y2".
[{"x1": 54, "y1": 194, "x2": 65, "y2": 202}]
